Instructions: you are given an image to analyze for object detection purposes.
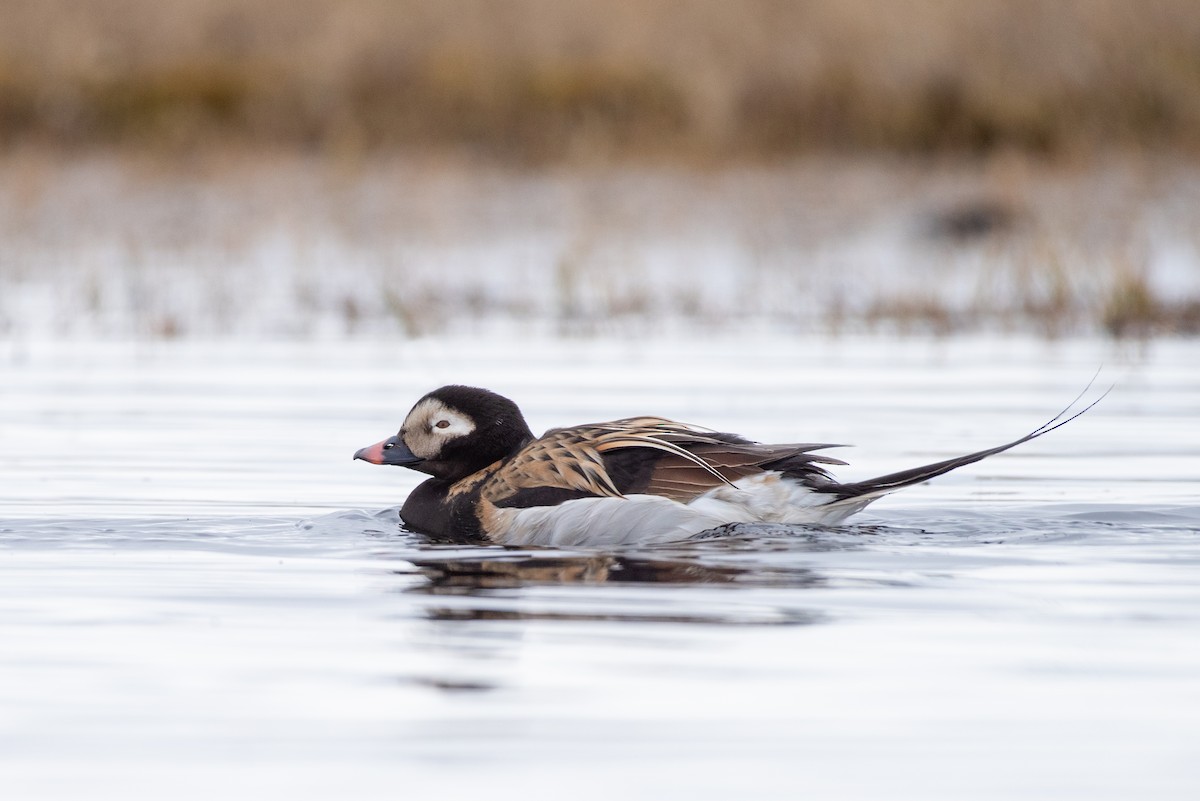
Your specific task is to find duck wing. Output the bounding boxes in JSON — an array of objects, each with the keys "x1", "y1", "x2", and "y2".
[{"x1": 481, "y1": 417, "x2": 847, "y2": 507}]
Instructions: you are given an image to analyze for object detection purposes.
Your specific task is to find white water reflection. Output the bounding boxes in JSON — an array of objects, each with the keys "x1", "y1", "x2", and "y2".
[
  {"x1": 2, "y1": 335, "x2": 1199, "y2": 800},
  {"x1": 4, "y1": 156, "x2": 1200, "y2": 339}
]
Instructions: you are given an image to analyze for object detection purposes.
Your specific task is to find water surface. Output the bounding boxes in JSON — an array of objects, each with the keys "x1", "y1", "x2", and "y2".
[{"x1": 2, "y1": 335, "x2": 1198, "y2": 800}]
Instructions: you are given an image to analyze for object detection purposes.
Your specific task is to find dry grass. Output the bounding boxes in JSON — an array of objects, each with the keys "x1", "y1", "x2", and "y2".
[
  {"x1": 2, "y1": 150, "x2": 1197, "y2": 340},
  {"x1": 3, "y1": 0, "x2": 1200, "y2": 160},
  {"x1": 1102, "y1": 268, "x2": 1200, "y2": 337}
]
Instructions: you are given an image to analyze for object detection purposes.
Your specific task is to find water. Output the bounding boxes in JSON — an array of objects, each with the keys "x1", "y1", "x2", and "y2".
[
  {"x1": 2, "y1": 335, "x2": 1199, "y2": 800},
  {"x1": 5, "y1": 154, "x2": 1200, "y2": 339}
]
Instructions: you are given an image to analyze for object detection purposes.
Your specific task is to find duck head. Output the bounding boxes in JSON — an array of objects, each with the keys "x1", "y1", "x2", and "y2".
[{"x1": 354, "y1": 385, "x2": 535, "y2": 481}]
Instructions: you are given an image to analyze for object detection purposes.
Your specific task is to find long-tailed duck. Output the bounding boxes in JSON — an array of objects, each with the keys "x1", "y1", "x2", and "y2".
[{"x1": 355, "y1": 384, "x2": 1100, "y2": 547}]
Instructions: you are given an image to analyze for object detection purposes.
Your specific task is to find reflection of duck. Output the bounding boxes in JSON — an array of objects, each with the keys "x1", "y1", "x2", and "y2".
[
  {"x1": 355, "y1": 385, "x2": 1098, "y2": 547},
  {"x1": 406, "y1": 553, "x2": 824, "y2": 624},
  {"x1": 410, "y1": 552, "x2": 823, "y2": 590}
]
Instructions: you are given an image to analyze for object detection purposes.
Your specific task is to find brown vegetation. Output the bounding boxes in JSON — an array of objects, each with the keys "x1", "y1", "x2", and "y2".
[
  {"x1": 2, "y1": 150, "x2": 1197, "y2": 340},
  {"x1": 1102, "y1": 270, "x2": 1200, "y2": 337},
  {"x1": 2, "y1": 0, "x2": 1200, "y2": 160}
]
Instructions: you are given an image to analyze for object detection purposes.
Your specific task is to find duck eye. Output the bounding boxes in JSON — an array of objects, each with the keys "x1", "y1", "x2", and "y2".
[{"x1": 435, "y1": 420, "x2": 451, "y2": 430}]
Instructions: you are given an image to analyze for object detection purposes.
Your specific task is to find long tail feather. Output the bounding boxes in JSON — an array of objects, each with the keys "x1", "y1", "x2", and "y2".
[{"x1": 824, "y1": 380, "x2": 1110, "y2": 506}]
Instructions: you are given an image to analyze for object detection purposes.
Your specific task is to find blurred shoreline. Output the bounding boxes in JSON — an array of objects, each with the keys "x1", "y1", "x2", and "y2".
[
  {"x1": 3, "y1": 0, "x2": 1200, "y2": 161},
  {"x1": 3, "y1": 1, "x2": 1199, "y2": 342},
  {"x1": 2, "y1": 146, "x2": 1198, "y2": 341}
]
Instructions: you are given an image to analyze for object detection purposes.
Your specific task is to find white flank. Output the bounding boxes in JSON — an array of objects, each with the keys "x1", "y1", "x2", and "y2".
[{"x1": 488, "y1": 473, "x2": 873, "y2": 547}]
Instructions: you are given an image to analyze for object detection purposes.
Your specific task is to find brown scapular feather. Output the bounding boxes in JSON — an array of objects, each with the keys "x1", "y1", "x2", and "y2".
[{"x1": 481, "y1": 416, "x2": 852, "y2": 505}]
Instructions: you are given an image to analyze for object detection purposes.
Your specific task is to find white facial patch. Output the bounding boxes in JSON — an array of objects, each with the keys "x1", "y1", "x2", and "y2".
[{"x1": 401, "y1": 398, "x2": 476, "y2": 459}]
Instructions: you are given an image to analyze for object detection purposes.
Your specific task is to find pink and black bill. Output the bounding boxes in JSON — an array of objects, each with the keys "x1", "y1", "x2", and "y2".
[{"x1": 354, "y1": 435, "x2": 425, "y2": 467}]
